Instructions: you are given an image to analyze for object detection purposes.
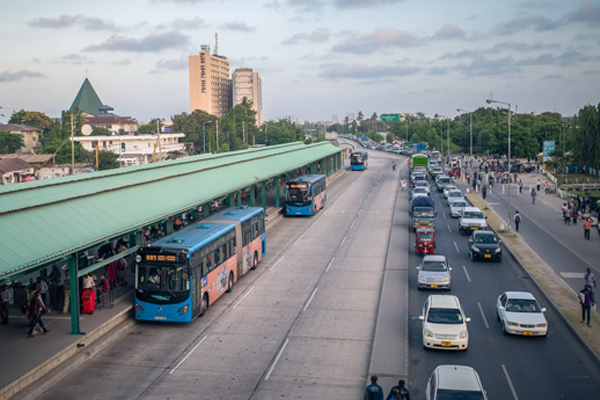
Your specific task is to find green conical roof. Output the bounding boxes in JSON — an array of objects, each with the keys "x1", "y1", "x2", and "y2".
[{"x1": 70, "y1": 78, "x2": 104, "y2": 115}]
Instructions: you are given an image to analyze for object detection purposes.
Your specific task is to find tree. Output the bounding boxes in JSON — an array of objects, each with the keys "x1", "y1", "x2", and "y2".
[
  {"x1": 91, "y1": 126, "x2": 111, "y2": 136},
  {"x1": 0, "y1": 131, "x2": 24, "y2": 154},
  {"x1": 138, "y1": 119, "x2": 163, "y2": 134},
  {"x1": 96, "y1": 150, "x2": 120, "y2": 170},
  {"x1": 9, "y1": 109, "x2": 53, "y2": 131}
]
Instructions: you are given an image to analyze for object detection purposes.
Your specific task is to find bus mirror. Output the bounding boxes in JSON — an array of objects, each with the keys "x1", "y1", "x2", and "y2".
[{"x1": 311, "y1": 187, "x2": 314, "y2": 195}]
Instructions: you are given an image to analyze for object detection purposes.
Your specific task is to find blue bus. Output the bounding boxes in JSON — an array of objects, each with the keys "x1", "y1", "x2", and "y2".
[
  {"x1": 135, "y1": 206, "x2": 266, "y2": 322},
  {"x1": 350, "y1": 150, "x2": 368, "y2": 170},
  {"x1": 284, "y1": 174, "x2": 327, "y2": 216}
]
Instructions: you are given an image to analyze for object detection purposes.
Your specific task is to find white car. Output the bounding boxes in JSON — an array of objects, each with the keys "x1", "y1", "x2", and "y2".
[
  {"x1": 459, "y1": 207, "x2": 488, "y2": 235},
  {"x1": 411, "y1": 186, "x2": 430, "y2": 199},
  {"x1": 443, "y1": 185, "x2": 458, "y2": 198},
  {"x1": 496, "y1": 291, "x2": 548, "y2": 336},
  {"x1": 449, "y1": 199, "x2": 468, "y2": 218},
  {"x1": 417, "y1": 255, "x2": 452, "y2": 290},
  {"x1": 414, "y1": 180, "x2": 431, "y2": 193},
  {"x1": 425, "y1": 365, "x2": 488, "y2": 400},
  {"x1": 420, "y1": 295, "x2": 470, "y2": 350},
  {"x1": 446, "y1": 190, "x2": 463, "y2": 206}
]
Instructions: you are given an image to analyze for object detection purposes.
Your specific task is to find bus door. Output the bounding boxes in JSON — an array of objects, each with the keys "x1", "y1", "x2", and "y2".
[{"x1": 206, "y1": 220, "x2": 243, "y2": 281}]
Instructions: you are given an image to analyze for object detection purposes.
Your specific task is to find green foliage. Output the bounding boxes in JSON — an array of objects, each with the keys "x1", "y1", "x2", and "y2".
[
  {"x1": 91, "y1": 126, "x2": 111, "y2": 136},
  {"x1": 260, "y1": 120, "x2": 300, "y2": 145},
  {"x1": 572, "y1": 103, "x2": 600, "y2": 169},
  {"x1": 386, "y1": 133, "x2": 394, "y2": 143},
  {"x1": 97, "y1": 150, "x2": 120, "y2": 170},
  {"x1": 138, "y1": 118, "x2": 163, "y2": 134},
  {"x1": 0, "y1": 131, "x2": 24, "y2": 154},
  {"x1": 8, "y1": 109, "x2": 53, "y2": 130}
]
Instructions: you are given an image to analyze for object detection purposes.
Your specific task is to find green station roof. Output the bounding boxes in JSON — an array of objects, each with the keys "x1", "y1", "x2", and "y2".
[{"x1": 0, "y1": 142, "x2": 341, "y2": 280}]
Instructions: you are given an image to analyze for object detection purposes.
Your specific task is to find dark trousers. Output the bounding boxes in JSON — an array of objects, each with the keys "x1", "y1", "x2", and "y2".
[
  {"x1": 582, "y1": 304, "x2": 591, "y2": 325},
  {"x1": 27, "y1": 315, "x2": 48, "y2": 335},
  {"x1": 0, "y1": 302, "x2": 8, "y2": 323},
  {"x1": 584, "y1": 229, "x2": 590, "y2": 240},
  {"x1": 515, "y1": 221, "x2": 520, "y2": 231}
]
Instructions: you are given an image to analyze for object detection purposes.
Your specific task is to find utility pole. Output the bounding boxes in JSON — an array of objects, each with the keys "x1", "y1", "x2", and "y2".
[
  {"x1": 216, "y1": 119, "x2": 219, "y2": 150},
  {"x1": 156, "y1": 120, "x2": 162, "y2": 161},
  {"x1": 70, "y1": 113, "x2": 75, "y2": 174},
  {"x1": 447, "y1": 118, "x2": 450, "y2": 159}
]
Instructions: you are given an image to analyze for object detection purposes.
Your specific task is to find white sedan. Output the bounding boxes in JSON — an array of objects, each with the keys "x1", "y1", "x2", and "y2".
[
  {"x1": 496, "y1": 291, "x2": 548, "y2": 336},
  {"x1": 443, "y1": 185, "x2": 458, "y2": 198}
]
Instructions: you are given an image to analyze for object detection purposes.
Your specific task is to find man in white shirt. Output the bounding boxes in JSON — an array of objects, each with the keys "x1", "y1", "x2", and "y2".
[{"x1": 0, "y1": 284, "x2": 10, "y2": 324}]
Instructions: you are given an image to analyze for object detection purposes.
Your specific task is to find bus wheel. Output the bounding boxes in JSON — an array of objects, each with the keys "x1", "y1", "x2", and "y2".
[
  {"x1": 227, "y1": 272, "x2": 234, "y2": 293},
  {"x1": 200, "y1": 294, "x2": 209, "y2": 317},
  {"x1": 251, "y1": 252, "x2": 258, "y2": 270}
]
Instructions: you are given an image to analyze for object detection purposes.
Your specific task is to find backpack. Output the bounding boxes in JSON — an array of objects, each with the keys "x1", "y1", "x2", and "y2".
[{"x1": 515, "y1": 214, "x2": 521, "y2": 223}]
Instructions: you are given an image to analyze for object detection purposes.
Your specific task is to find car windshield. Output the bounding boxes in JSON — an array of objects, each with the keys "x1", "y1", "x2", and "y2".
[
  {"x1": 475, "y1": 235, "x2": 498, "y2": 244},
  {"x1": 464, "y1": 211, "x2": 484, "y2": 219},
  {"x1": 422, "y1": 261, "x2": 447, "y2": 271},
  {"x1": 436, "y1": 389, "x2": 485, "y2": 400},
  {"x1": 439, "y1": 178, "x2": 452, "y2": 184},
  {"x1": 452, "y1": 201, "x2": 468, "y2": 208},
  {"x1": 419, "y1": 233, "x2": 433, "y2": 241},
  {"x1": 445, "y1": 186, "x2": 457, "y2": 191},
  {"x1": 427, "y1": 308, "x2": 463, "y2": 324},
  {"x1": 416, "y1": 181, "x2": 429, "y2": 186},
  {"x1": 449, "y1": 192, "x2": 462, "y2": 198},
  {"x1": 414, "y1": 187, "x2": 427, "y2": 193},
  {"x1": 506, "y1": 299, "x2": 541, "y2": 312}
]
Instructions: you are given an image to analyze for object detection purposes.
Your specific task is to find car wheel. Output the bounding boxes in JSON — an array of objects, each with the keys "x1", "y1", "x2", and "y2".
[{"x1": 501, "y1": 321, "x2": 508, "y2": 335}]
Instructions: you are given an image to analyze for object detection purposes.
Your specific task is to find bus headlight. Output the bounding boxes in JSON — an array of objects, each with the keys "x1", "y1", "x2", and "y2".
[
  {"x1": 178, "y1": 305, "x2": 189, "y2": 315},
  {"x1": 135, "y1": 303, "x2": 144, "y2": 314}
]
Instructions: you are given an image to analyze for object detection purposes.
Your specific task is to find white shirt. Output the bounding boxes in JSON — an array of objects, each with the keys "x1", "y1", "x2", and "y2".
[{"x1": 0, "y1": 288, "x2": 9, "y2": 303}]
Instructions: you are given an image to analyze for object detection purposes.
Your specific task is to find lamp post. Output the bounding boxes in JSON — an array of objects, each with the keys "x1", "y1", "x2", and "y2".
[
  {"x1": 202, "y1": 121, "x2": 212, "y2": 154},
  {"x1": 457, "y1": 108, "x2": 473, "y2": 158},
  {"x1": 486, "y1": 98, "x2": 512, "y2": 230}
]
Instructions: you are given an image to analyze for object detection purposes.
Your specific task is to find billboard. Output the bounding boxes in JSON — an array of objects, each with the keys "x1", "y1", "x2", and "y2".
[{"x1": 542, "y1": 141, "x2": 555, "y2": 161}]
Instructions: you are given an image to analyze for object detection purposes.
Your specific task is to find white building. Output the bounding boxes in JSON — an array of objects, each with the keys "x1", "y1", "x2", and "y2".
[{"x1": 231, "y1": 68, "x2": 263, "y2": 125}]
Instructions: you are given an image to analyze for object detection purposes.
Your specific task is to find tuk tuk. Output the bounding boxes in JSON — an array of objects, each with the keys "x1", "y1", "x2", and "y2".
[{"x1": 415, "y1": 228, "x2": 436, "y2": 255}]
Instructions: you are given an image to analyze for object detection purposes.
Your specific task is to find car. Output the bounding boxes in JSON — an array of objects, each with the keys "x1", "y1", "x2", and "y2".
[
  {"x1": 417, "y1": 255, "x2": 452, "y2": 290},
  {"x1": 496, "y1": 291, "x2": 548, "y2": 336},
  {"x1": 411, "y1": 186, "x2": 430, "y2": 199},
  {"x1": 420, "y1": 295, "x2": 470, "y2": 350},
  {"x1": 449, "y1": 199, "x2": 468, "y2": 218},
  {"x1": 425, "y1": 365, "x2": 488, "y2": 400},
  {"x1": 415, "y1": 180, "x2": 431, "y2": 193},
  {"x1": 468, "y1": 230, "x2": 502, "y2": 261},
  {"x1": 443, "y1": 185, "x2": 458, "y2": 198},
  {"x1": 459, "y1": 207, "x2": 488, "y2": 235},
  {"x1": 429, "y1": 166, "x2": 444, "y2": 179},
  {"x1": 411, "y1": 174, "x2": 427, "y2": 186},
  {"x1": 446, "y1": 190, "x2": 463, "y2": 206},
  {"x1": 437, "y1": 177, "x2": 453, "y2": 192}
]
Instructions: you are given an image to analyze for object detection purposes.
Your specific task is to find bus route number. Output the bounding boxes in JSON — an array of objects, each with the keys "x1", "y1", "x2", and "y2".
[{"x1": 145, "y1": 254, "x2": 177, "y2": 262}]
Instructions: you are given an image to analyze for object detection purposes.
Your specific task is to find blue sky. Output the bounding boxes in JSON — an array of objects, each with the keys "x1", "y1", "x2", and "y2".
[{"x1": 1, "y1": 0, "x2": 599, "y2": 123}]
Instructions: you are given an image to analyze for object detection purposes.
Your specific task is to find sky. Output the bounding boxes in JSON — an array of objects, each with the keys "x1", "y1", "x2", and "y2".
[{"x1": 1, "y1": 0, "x2": 599, "y2": 124}]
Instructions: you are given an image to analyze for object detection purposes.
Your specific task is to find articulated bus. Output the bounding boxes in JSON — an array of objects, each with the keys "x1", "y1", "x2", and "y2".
[
  {"x1": 284, "y1": 174, "x2": 326, "y2": 216},
  {"x1": 350, "y1": 150, "x2": 369, "y2": 170},
  {"x1": 135, "y1": 206, "x2": 266, "y2": 322}
]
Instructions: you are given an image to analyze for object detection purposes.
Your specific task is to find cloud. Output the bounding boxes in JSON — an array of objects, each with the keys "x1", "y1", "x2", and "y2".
[
  {"x1": 332, "y1": 27, "x2": 418, "y2": 54},
  {"x1": 487, "y1": 41, "x2": 557, "y2": 54},
  {"x1": 517, "y1": 49, "x2": 600, "y2": 67},
  {"x1": 318, "y1": 62, "x2": 418, "y2": 79},
  {"x1": 154, "y1": 0, "x2": 212, "y2": 3},
  {"x1": 565, "y1": 1, "x2": 600, "y2": 26},
  {"x1": 171, "y1": 17, "x2": 207, "y2": 30},
  {"x1": 543, "y1": 73, "x2": 564, "y2": 79},
  {"x1": 439, "y1": 49, "x2": 479, "y2": 59},
  {"x1": 494, "y1": 15, "x2": 560, "y2": 35},
  {"x1": 83, "y1": 31, "x2": 189, "y2": 52},
  {"x1": 115, "y1": 58, "x2": 133, "y2": 66},
  {"x1": 220, "y1": 21, "x2": 256, "y2": 32},
  {"x1": 152, "y1": 57, "x2": 188, "y2": 72},
  {"x1": 520, "y1": 1, "x2": 553, "y2": 8},
  {"x1": 455, "y1": 56, "x2": 520, "y2": 76},
  {"x1": 0, "y1": 70, "x2": 45, "y2": 83},
  {"x1": 427, "y1": 67, "x2": 450, "y2": 76},
  {"x1": 333, "y1": 0, "x2": 406, "y2": 8},
  {"x1": 434, "y1": 24, "x2": 465, "y2": 39},
  {"x1": 29, "y1": 14, "x2": 117, "y2": 30},
  {"x1": 583, "y1": 70, "x2": 600, "y2": 75},
  {"x1": 282, "y1": 28, "x2": 331, "y2": 45},
  {"x1": 53, "y1": 54, "x2": 91, "y2": 65}
]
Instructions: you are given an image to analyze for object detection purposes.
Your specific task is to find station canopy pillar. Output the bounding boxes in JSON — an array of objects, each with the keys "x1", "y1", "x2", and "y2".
[
  {"x1": 236, "y1": 191, "x2": 242, "y2": 207},
  {"x1": 165, "y1": 219, "x2": 173, "y2": 235},
  {"x1": 275, "y1": 178, "x2": 280, "y2": 208},
  {"x1": 261, "y1": 183, "x2": 266, "y2": 209},
  {"x1": 69, "y1": 255, "x2": 80, "y2": 335},
  {"x1": 250, "y1": 185, "x2": 255, "y2": 207},
  {"x1": 228, "y1": 193, "x2": 234, "y2": 208}
]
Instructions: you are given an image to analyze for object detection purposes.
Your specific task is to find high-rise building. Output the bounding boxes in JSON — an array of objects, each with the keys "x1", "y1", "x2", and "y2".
[
  {"x1": 232, "y1": 68, "x2": 263, "y2": 125},
  {"x1": 189, "y1": 45, "x2": 230, "y2": 116}
]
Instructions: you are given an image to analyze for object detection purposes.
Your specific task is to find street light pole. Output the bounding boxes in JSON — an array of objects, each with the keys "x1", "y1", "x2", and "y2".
[
  {"x1": 202, "y1": 121, "x2": 212, "y2": 154},
  {"x1": 457, "y1": 108, "x2": 473, "y2": 158},
  {"x1": 486, "y1": 98, "x2": 512, "y2": 230}
]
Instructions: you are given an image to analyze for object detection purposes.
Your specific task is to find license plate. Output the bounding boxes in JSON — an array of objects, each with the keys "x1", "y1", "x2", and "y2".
[
  {"x1": 523, "y1": 331, "x2": 533, "y2": 336},
  {"x1": 441, "y1": 341, "x2": 451, "y2": 347},
  {"x1": 430, "y1": 284, "x2": 438, "y2": 288},
  {"x1": 484, "y1": 254, "x2": 491, "y2": 258},
  {"x1": 471, "y1": 227, "x2": 477, "y2": 230}
]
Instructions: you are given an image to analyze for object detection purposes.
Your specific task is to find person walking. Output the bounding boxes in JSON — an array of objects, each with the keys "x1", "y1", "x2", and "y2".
[
  {"x1": 401, "y1": 179, "x2": 407, "y2": 191},
  {"x1": 584, "y1": 268, "x2": 597, "y2": 292},
  {"x1": 61, "y1": 270, "x2": 70, "y2": 314},
  {"x1": 0, "y1": 284, "x2": 9, "y2": 324},
  {"x1": 536, "y1": 178, "x2": 541, "y2": 191},
  {"x1": 364, "y1": 375, "x2": 384, "y2": 400},
  {"x1": 514, "y1": 211, "x2": 521, "y2": 232},
  {"x1": 583, "y1": 216, "x2": 592, "y2": 240},
  {"x1": 26, "y1": 288, "x2": 50, "y2": 338},
  {"x1": 481, "y1": 185, "x2": 487, "y2": 199},
  {"x1": 572, "y1": 206, "x2": 579, "y2": 225},
  {"x1": 386, "y1": 379, "x2": 410, "y2": 400},
  {"x1": 36, "y1": 276, "x2": 48, "y2": 305},
  {"x1": 518, "y1": 179, "x2": 523, "y2": 194},
  {"x1": 579, "y1": 284, "x2": 595, "y2": 327},
  {"x1": 531, "y1": 188, "x2": 536, "y2": 204}
]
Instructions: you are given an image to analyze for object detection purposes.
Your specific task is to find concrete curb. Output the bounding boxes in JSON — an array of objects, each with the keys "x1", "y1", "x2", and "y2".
[{"x1": 0, "y1": 307, "x2": 133, "y2": 400}]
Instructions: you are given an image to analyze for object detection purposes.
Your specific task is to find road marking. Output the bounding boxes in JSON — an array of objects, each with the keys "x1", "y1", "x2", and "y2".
[
  {"x1": 293, "y1": 234, "x2": 304, "y2": 246},
  {"x1": 350, "y1": 220, "x2": 356, "y2": 229},
  {"x1": 454, "y1": 241, "x2": 460, "y2": 253},
  {"x1": 303, "y1": 288, "x2": 318, "y2": 311},
  {"x1": 169, "y1": 335, "x2": 208, "y2": 375},
  {"x1": 477, "y1": 301, "x2": 489, "y2": 329},
  {"x1": 265, "y1": 339, "x2": 289, "y2": 381},
  {"x1": 368, "y1": 193, "x2": 373, "y2": 198},
  {"x1": 358, "y1": 209, "x2": 363, "y2": 216},
  {"x1": 487, "y1": 202, "x2": 501, "y2": 205},
  {"x1": 560, "y1": 272, "x2": 585, "y2": 279},
  {"x1": 447, "y1": 224, "x2": 452, "y2": 233},
  {"x1": 326, "y1": 257, "x2": 335, "y2": 272},
  {"x1": 340, "y1": 235, "x2": 347, "y2": 247},
  {"x1": 442, "y1": 211, "x2": 447, "y2": 218},
  {"x1": 269, "y1": 256, "x2": 284, "y2": 271},
  {"x1": 462, "y1": 265, "x2": 471, "y2": 282},
  {"x1": 502, "y1": 364, "x2": 520, "y2": 400},
  {"x1": 364, "y1": 199, "x2": 368, "y2": 205},
  {"x1": 310, "y1": 219, "x2": 320, "y2": 229},
  {"x1": 232, "y1": 286, "x2": 255, "y2": 309}
]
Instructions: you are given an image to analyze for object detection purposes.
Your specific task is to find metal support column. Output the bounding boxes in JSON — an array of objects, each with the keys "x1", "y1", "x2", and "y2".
[
  {"x1": 275, "y1": 178, "x2": 280, "y2": 208},
  {"x1": 69, "y1": 255, "x2": 80, "y2": 335},
  {"x1": 203, "y1": 203, "x2": 210, "y2": 218},
  {"x1": 228, "y1": 193, "x2": 234, "y2": 208},
  {"x1": 236, "y1": 191, "x2": 242, "y2": 206},
  {"x1": 165, "y1": 220, "x2": 173, "y2": 235},
  {"x1": 261, "y1": 183, "x2": 266, "y2": 209},
  {"x1": 250, "y1": 185, "x2": 255, "y2": 207}
]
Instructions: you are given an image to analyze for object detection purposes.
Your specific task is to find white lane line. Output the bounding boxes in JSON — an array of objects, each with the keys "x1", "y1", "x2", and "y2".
[
  {"x1": 232, "y1": 286, "x2": 255, "y2": 309},
  {"x1": 502, "y1": 364, "x2": 520, "y2": 400},
  {"x1": 303, "y1": 288, "x2": 318, "y2": 311},
  {"x1": 358, "y1": 209, "x2": 363, "y2": 216},
  {"x1": 364, "y1": 199, "x2": 368, "y2": 205},
  {"x1": 269, "y1": 256, "x2": 285, "y2": 271},
  {"x1": 265, "y1": 339, "x2": 289, "y2": 381},
  {"x1": 169, "y1": 335, "x2": 208, "y2": 375},
  {"x1": 447, "y1": 224, "x2": 452, "y2": 233},
  {"x1": 477, "y1": 301, "x2": 489, "y2": 329},
  {"x1": 293, "y1": 234, "x2": 304, "y2": 246},
  {"x1": 560, "y1": 272, "x2": 585, "y2": 279},
  {"x1": 310, "y1": 219, "x2": 320, "y2": 229},
  {"x1": 454, "y1": 241, "x2": 460, "y2": 253},
  {"x1": 368, "y1": 193, "x2": 373, "y2": 198},
  {"x1": 442, "y1": 211, "x2": 447, "y2": 218},
  {"x1": 325, "y1": 257, "x2": 335, "y2": 272},
  {"x1": 350, "y1": 220, "x2": 356, "y2": 229},
  {"x1": 340, "y1": 235, "x2": 347, "y2": 247},
  {"x1": 462, "y1": 265, "x2": 471, "y2": 283}
]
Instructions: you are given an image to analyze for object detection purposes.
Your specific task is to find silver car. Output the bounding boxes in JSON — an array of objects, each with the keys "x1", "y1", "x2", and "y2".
[
  {"x1": 417, "y1": 255, "x2": 452, "y2": 290},
  {"x1": 450, "y1": 199, "x2": 468, "y2": 218},
  {"x1": 446, "y1": 190, "x2": 463, "y2": 206}
]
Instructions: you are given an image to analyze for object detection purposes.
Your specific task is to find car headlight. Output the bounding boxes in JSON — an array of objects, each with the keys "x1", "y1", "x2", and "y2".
[
  {"x1": 480, "y1": 223, "x2": 488, "y2": 228},
  {"x1": 472, "y1": 246, "x2": 481, "y2": 252},
  {"x1": 508, "y1": 321, "x2": 518, "y2": 326},
  {"x1": 424, "y1": 329, "x2": 433, "y2": 338},
  {"x1": 461, "y1": 222, "x2": 468, "y2": 227},
  {"x1": 418, "y1": 275, "x2": 426, "y2": 282},
  {"x1": 459, "y1": 330, "x2": 468, "y2": 339},
  {"x1": 536, "y1": 323, "x2": 547, "y2": 328},
  {"x1": 442, "y1": 276, "x2": 450, "y2": 282},
  {"x1": 495, "y1": 248, "x2": 502, "y2": 253}
]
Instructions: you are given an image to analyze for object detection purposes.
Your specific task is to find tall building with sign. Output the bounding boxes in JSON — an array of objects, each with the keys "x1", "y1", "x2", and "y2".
[
  {"x1": 231, "y1": 68, "x2": 263, "y2": 125},
  {"x1": 189, "y1": 45, "x2": 230, "y2": 116}
]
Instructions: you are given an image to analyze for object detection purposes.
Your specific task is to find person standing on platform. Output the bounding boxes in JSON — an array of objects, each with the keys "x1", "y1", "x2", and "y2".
[
  {"x1": 0, "y1": 284, "x2": 9, "y2": 324},
  {"x1": 61, "y1": 270, "x2": 70, "y2": 314},
  {"x1": 364, "y1": 375, "x2": 384, "y2": 400}
]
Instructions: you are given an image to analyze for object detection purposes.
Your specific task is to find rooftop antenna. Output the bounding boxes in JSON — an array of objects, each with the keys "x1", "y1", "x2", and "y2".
[{"x1": 214, "y1": 32, "x2": 219, "y2": 55}]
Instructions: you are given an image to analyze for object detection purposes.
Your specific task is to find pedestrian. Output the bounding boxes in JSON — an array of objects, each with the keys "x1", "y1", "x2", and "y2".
[
  {"x1": 364, "y1": 375, "x2": 384, "y2": 400},
  {"x1": 107, "y1": 260, "x2": 118, "y2": 290},
  {"x1": 579, "y1": 284, "x2": 595, "y2": 327},
  {"x1": 581, "y1": 198, "x2": 587, "y2": 214},
  {"x1": 62, "y1": 270, "x2": 70, "y2": 314},
  {"x1": 572, "y1": 206, "x2": 579, "y2": 225},
  {"x1": 544, "y1": 181, "x2": 549, "y2": 194},
  {"x1": 583, "y1": 216, "x2": 592, "y2": 240},
  {"x1": 536, "y1": 178, "x2": 541, "y2": 192},
  {"x1": 531, "y1": 188, "x2": 536, "y2": 204},
  {"x1": 472, "y1": 177, "x2": 477, "y2": 192},
  {"x1": 386, "y1": 379, "x2": 410, "y2": 400},
  {"x1": 584, "y1": 268, "x2": 597, "y2": 292},
  {"x1": 401, "y1": 179, "x2": 407, "y2": 191},
  {"x1": 49, "y1": 265, "x2": 61, "y2": 308},
  {"x1": 0, "y1": 284, "x2": 9, "y2": 324},
  {"x1": 482, "y1": 185, "x2": 487, "y2": 199},
  {"x1": 561, "y1": 203, "x2": 568, "y2": 220},
  {"x1": 36, "y1": 276, "x2": 48, "y2": 305},
  {"x1": 26, "y1": 288, "x2": 50, "y2": 338},
  {"x1": 466, "y1": 172, "x2": 471, "y2": 185},
  {"x1": 514, "y1": 211, "x2": 521, "y2": 232},
  {"x1": 518, "y1": 179, "x2": 523, "y2": 194}
]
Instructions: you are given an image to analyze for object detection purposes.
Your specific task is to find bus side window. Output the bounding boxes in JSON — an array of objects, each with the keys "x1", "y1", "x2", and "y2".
[{"x1": 206, "y1": 253, "x2": 213, "y2": 272}]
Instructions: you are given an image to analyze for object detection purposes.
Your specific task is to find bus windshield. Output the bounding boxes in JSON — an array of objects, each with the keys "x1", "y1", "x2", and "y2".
[
  {"x1": 137, "y1": 264, "x2": 190, "y2": 298},
  {"x1": 286, "y1": 184, "x2": 312, "y2": 206},
  {"x1": 351, "y1": 154, "x2": 364, "y2": 164}
]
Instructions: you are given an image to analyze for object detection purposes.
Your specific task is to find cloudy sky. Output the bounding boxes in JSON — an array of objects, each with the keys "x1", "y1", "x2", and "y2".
[{"x1": 1, "y1": 0, "x2": 599, "y2": 123}]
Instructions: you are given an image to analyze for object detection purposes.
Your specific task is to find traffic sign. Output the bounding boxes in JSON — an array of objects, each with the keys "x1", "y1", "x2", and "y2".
[{"x1": 380, "y1": 114, "x2": 403, "y2": 122}]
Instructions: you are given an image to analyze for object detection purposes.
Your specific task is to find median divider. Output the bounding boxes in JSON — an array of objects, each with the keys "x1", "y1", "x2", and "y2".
[{"x1": 466, "y1": 192, "x2": 600, "y2": 363}]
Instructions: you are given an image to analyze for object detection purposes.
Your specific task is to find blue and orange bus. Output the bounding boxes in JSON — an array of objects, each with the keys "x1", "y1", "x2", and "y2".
[
  {"x1": 135, "y1": 206, "x2": 266, "y2": 322},
  {"x1": 284, "y1": 174, "x2": 326, "y2": 216},
  {"x1": 350, "y1": 150, "x2": 368, "y2": 170}
]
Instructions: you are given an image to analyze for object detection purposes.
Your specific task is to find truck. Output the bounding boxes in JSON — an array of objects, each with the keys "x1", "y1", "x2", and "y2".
[
  {"x1": 411, "y1": 153, "x2": 429, "y2": 174},
  {"x1": 410, "y1": 196, "x2": 435, "y2": 232}
]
